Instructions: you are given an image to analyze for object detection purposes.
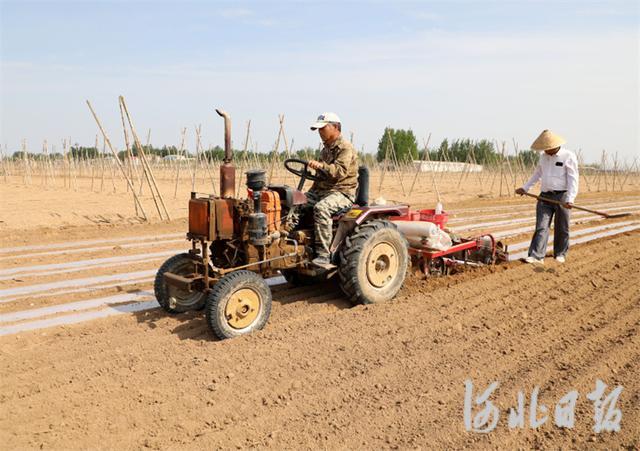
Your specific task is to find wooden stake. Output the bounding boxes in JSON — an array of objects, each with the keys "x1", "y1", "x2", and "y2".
[
  {"x1": 268, "y1": 115, "x2": 284, "y2": 185},
  {"x1": 119, "y1": 96, "x2": 170, "y2": 220},
  {"x1": 174, "y1": 127, "x2": 187, "y2": 199},
  {"x1": 236, "y1": 120, "x2": 252, "y2": 197},
  {"x1": 408, "y1": 132, "x2": 431, "y2": 197},
  {"x1": 86, "y1": 100, "x2": 148, "y2": 220}
]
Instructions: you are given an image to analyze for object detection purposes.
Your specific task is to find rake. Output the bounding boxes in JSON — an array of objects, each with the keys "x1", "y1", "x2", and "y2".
[{"x1": 523, "y1": 192, "x2": 632, "y2": 219}]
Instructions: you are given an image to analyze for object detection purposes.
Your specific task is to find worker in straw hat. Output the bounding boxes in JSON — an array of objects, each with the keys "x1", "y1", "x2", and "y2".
[
  {"x1": 515, "y1": 130, "x2": 579, "y2": 264},
  {"x1": 285, "y1": 112, "x2": 358, "y2": 269}
]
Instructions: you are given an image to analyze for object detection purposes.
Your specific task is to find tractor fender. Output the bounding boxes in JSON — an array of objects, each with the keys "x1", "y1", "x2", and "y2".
[{"x1": 330, "y1": 205, "x2": 410, "y2": 254}]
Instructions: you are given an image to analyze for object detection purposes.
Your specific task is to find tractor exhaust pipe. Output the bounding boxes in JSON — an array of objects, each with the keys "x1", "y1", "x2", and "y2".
[{"x1": 216, "y1": 108, "x2": 235, "y2": 198}]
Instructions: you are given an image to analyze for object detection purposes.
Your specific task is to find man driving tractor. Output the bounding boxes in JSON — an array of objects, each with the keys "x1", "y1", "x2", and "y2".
[{"x1": 287, "y1": 112, "x2": 359, "y2": 269}]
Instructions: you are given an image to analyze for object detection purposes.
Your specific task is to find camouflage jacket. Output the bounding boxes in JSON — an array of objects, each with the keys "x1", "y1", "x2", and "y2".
[{"x1": 311, "y1": 135, "x2": 358, "y2": 196}]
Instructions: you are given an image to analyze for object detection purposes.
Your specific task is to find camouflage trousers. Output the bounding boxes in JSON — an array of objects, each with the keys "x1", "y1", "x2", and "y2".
[{"x1": 285, "y1": 190, "x2": 354, "y2": 258}]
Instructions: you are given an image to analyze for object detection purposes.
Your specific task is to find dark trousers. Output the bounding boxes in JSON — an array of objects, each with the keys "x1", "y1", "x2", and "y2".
[{"x1": 528, "y1": 191, "x2": 571, "y2": 259}]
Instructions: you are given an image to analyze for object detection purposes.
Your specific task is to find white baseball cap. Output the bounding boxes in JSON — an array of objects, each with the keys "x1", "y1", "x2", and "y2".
[{"x1": 310, "y1": 112, "x2": 341, "y2": 130}]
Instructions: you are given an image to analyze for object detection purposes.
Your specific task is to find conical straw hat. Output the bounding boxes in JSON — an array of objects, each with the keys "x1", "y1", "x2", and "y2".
[{"x1": 531, "y1": 129, "x2": 566, "y2": 151}]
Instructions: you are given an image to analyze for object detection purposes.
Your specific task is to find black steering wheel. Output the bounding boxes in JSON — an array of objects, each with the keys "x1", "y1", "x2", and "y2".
[{"x1": 284, "y1": 158, "x2": 328, "y2": 190}]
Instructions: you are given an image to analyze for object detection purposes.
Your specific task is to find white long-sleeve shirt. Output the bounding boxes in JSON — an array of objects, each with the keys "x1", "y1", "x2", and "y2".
[{"x1": 522, "y1": 147, "x2": 579, "y2": 203}]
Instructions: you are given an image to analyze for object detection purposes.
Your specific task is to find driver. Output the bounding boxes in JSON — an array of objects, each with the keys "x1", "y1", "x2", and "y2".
[{"x1": 287, "y1": 112, "x2": 358, "y2": 269}]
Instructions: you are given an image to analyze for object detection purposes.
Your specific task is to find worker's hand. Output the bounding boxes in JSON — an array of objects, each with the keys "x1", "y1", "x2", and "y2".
[
  {"x1": 564, "y1": 202, "x2": 573, "y2": 209},
  {"x1": 515, "y1": 187, "x2": 526, "y2": 196},
  {"x1": 308, "y1": 160, "x2": 323, "y2": 170}
]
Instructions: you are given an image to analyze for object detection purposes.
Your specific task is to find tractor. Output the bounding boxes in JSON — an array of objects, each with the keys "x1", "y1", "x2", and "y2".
[{"x1": 155, "y1": 109, "x2": 411, "y2": 339}]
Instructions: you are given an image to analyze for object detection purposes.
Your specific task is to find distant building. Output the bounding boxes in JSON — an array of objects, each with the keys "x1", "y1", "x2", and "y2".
[
  {"x1": 412, "y1": 161, "x2": 483, "y2": 173},
  {"x1": 163, "y1": 155, "x2": 188, "y2": 161}
]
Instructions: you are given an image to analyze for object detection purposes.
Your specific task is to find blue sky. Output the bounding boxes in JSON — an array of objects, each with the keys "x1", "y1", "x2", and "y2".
[{"x1": 1, "y1": 0, "x2": 638, "y2": 163}]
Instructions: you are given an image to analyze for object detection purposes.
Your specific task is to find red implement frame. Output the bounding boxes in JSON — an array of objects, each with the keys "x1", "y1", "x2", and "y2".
[
  {"x1": 408, "y1": 234, "x2": 498, "y2": 277},
  {"x1": 408, "y1": 238, "x2": 481, "y2": 258}
]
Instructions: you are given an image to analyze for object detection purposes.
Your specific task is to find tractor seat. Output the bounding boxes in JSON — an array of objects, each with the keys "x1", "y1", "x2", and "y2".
[{"x1": 331, "y1": 166, "x2": 369, "y2": 219}]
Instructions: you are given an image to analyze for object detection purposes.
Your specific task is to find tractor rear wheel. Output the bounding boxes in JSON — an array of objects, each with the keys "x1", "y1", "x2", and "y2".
[
  {"x1": 338, "y1": 219, "x2": 409, "y2": 305},
  {"x1": 206, "y1": 270, "x2": 272, "y2": 340},
  {"x1": 154, "y1": 254, "x2": 206, "y2": 313}
]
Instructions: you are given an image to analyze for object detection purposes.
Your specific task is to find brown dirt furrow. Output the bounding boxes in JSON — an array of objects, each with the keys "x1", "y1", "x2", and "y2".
[{"x1": 0, "y1": 241, "x2": 185, "y2": 269}]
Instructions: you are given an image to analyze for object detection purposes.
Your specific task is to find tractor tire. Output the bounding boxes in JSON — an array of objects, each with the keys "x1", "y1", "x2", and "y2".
[
  {"x1": 338, "y1": 219, "x2": 409, "y2": 305},
  {"x1": 205, "y1": 270, "x2": 272, "y2": 340},
  {"x1": 280, "y1": 269, "x2": 325, "y2": 287},
  {"x1": 154, "y1": 254, "x2": 206, "y2": 313}
]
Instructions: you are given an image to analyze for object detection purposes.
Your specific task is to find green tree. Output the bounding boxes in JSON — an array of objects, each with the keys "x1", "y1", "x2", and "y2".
[
  {"x1": 428, "y1": 139, "x2": 498, "y2": 164},
  {"x1": 518, "y1": 149, "x2": 539, "y2": 166},
  {"x1": 295, "y1": 147, "x2": 320, "y2": 160},
  {"x1": 202, "y1": 145, "x2": 225, "y2": 162},
  {"x1": 70, "y1": 146, "x2": 100, "y2": 159},
  {"x1": 376, "y1": 127, "x2": 419, "y2": 162}
]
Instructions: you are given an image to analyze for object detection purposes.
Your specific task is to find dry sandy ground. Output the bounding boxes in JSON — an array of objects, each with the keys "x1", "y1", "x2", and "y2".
[
  {"x1": 0, "y1": 180, "x2": 639, "y2": 449},
  {"x1": 2, "y1": 169, "x2": 639, "y2": 230}
]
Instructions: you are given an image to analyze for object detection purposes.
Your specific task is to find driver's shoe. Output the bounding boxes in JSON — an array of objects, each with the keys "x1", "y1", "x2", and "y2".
[{"x1": 311, "y1": 255, "x2": 336, "y2": 270}]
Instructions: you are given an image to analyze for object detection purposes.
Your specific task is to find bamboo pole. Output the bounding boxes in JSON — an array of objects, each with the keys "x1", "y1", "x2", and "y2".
[
  {"x1": 196, "y1": 125, "x2": 217, "y2": 194},
  {"x1": 470, "y1": 141, "x2": 484, "y2": 190},
  {"x1": 119, "y1": 100, "x2": 139, "y2": 193},
  {"x1": 119, "y1": 96, "x2": 170, "y2": 220},
  {"x1": 62, "y1": 138, "x2": 69, "y2": 189},
  {"x1": 377, "y1": 131, "x2": 392, "y2": 196},
  {"x1": 386, "y1": 130, "x2": 406, "y2": 197},
  {"x1": 137, "y1": 129, "x2": 152, "y2": 196},
  {"x1": 498, "y1": 141, "x2": 505, "y2": 197},
  {"x1": 576, "y1": 149, "x2": 591, "y2": 192},
  {"x1": 0, "y1": 145, "x2": 8, "y2": 184},
  {"x1": 21, "y1": 139, "x2": 30, "y2": 185},
  {"x1": 174, "y1": 127, "x2": 187, "y2": 199},
  {"x1": 408, "y1": 132, "x2": 431, "y2": 197},
  {"x1": 619, "y1": 157, "x2": 638, "y2": 190},
  {"x1": 502, "y1": 142, "x2": 516, "y2": 197},
  {"x1": 85, "y1": 100, "x2": 148, "y2": 220},
  {"x1": 236, "y1": 120, "x2": 251, "y2": 197},
  {"x1": 190, "y1": 127, "x2": 201, "y2": 191},
  {"x1": 267, "y1": 115, "x2": 284, "y2": 185},
  {"x1": 456, "y1": 150, "x2": 471, "y2": 189},
  {"x1": 422, "y1": 138, "x2": 442, "y2": 205},
  {"x1": 280, "y1": 116, "x2": 293, "y2": 187},
  {"x1": 118, "y1": 101, "x2": 140, "y2": 215},
  {"x1": 600, "y1": 150, "x2": 608, "y2": 192},
  {"x1": 612, "y1": 152, "x2": 619, "y2": 191}
]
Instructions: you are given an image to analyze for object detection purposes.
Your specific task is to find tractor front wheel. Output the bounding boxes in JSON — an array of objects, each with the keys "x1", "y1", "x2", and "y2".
[
  {"x1": 338, "y1": 219, "x2": 409, "y2": 305},
  {"x1": 206, "y1": 270, "x2": 272, "y2": 340},
  {"x1": 154, "y1": 254, "x2": 207, "y2": 313}
]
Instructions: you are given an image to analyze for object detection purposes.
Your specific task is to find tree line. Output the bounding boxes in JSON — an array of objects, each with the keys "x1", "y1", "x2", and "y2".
[
  {"x1": 8, "y1": 128, "x2": 539, "y2": 166},
  {"x1": 376, "y1": 127, "x2": 540, "y2": 166},
  {"x1": 9, "y1": 144, "x2": 322, "y2": 163}
]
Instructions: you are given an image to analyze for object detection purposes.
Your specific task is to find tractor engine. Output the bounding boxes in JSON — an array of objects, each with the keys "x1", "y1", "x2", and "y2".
[
  {"x1": 245, "y1": 169, "x2": 282, "y2": 246},
  {"x1": 186, "y1": 168, "x2": 306, "y2": 278}
]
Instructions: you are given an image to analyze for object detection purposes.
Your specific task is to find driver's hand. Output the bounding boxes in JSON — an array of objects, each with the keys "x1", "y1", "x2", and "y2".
[{"x1": 308, "y1": 160, "x2": 324, "y2": 170}]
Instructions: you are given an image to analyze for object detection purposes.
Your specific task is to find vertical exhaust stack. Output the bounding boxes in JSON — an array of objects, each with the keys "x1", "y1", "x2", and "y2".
[{"x1": 216, "y1": 108, "x2": 235, "y2": 198}]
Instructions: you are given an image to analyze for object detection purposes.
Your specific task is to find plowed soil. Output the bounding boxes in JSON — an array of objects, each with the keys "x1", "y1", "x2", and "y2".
[
  {"x1": 1, "y1": 231, "x2": 638, "y2": 449},
  {"x1": 1, "y1": 180, "x2": 639, "y2": 449}
]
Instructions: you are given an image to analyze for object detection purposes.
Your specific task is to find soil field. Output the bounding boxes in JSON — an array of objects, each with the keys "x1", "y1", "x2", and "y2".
[{"x1": 0, "y1": 182, "x2": 639, "y2": 449}]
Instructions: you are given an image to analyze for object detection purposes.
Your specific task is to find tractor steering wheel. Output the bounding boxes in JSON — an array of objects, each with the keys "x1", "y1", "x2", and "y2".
[{"x1": 284, "y1": 158, "x2": 328, "y2": 190}]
